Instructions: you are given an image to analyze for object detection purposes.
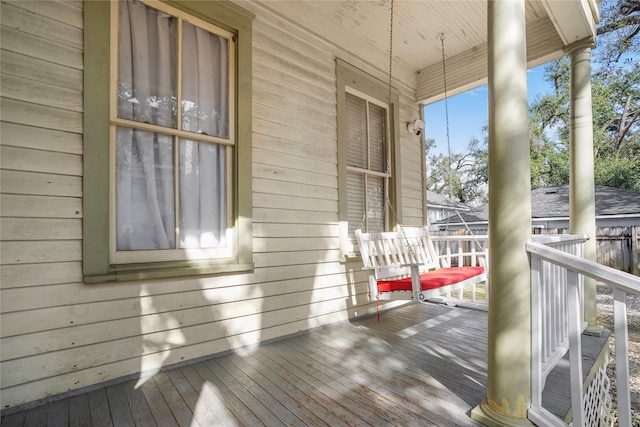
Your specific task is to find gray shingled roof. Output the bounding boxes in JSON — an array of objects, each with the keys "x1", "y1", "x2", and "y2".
[
  {"x1": 426, "y1": 190, "x2": 470, "y2": 210},
  {"x1": 434, "y1": 185, "x2": 640, "y2": 225}
]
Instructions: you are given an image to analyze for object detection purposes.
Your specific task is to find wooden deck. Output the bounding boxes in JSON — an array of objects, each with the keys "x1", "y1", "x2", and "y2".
[
  {"x1": 0, "y1": 300, "x2": 611, "y2": 426},
  {"x1": 1, "y1": 302, "x2": 489, "y2": 426}
]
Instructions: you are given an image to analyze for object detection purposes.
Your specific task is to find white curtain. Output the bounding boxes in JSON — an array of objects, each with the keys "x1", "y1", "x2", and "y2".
[
  {"x1": 180, "y1": 22, "x2": 228, "y2": 249},
  {"x1": 116, "y1": 0, "x2": 228, "y2": 252}
]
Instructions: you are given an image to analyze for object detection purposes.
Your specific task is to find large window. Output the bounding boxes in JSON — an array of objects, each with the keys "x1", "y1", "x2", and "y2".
[
  {"x1": 84, "y1": 0, "x2": 254, "y2": 282},
  {"x1": 336, "y1": 60, "x2": 401, "y2": 259}
]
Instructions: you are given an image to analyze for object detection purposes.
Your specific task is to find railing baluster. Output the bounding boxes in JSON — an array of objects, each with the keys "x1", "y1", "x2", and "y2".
[
  {"x1": 567, "y1": 271, "x2": 585, "y2": 427},
  {"x1": 614, "y1": 287, "x2": 632, "y2": 427},
  {"x1": 531, "y1": 255, "x2": 544, "y2": 409}
]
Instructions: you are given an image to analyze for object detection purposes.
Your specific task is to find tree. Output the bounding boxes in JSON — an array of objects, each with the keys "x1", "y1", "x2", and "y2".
[
  {"x1": 528, "y1": 0, "x2": 640, "y2": 190},
  {"x1": 426, "y1": 0, "x2": 640, "y2": 200},
  {"x1": 426, "y1": 136, "x2": 488, "y2": 206}
]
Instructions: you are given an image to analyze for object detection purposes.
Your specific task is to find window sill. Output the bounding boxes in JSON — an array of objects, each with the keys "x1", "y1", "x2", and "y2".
[{"x1": 84, "y1": 261, "x2": 254, "y2": 283}]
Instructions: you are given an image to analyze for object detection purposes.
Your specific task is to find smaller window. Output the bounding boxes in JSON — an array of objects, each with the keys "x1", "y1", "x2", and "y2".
[{"x1": 336, "y1": 60, "x2": 401, "y2": 260}]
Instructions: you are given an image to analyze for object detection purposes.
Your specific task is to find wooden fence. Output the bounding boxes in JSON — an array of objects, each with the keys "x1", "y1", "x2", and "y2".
[{"x1": 433, "y1": 226, "x2": 640, "y2": 276}]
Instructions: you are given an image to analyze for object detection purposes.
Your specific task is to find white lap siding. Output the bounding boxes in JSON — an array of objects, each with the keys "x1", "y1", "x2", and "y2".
[{"x1": 0, "y1": 0, "x2": 424, "y2": 409}]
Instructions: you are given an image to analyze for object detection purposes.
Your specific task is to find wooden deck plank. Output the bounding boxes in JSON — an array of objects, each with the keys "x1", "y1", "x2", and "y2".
[
  {"x1": 151, "y1": 372, "x2": 196, "y2": 427},
  {"x1": 180, "y1": 363, "x2": 243, "y2": 426},
  {"x1": 138, "y1": 376, "x2": 179, "y2": 427},
  {"x1": 281, "y1": 338, "x2": 422, "y2": 426},
  {"x1": 239, "y1": 352, "x2": 335, "y2": 426},
  {"x1": 216, "y1": 354, "x2": 304, "y2": 426},
  {"x1": 0, "y1": 411, "x2": 26, "y2": 427},
  {"x1": 224, "y1": 352, "x2": 328, "y2": 426},
  {"x1": 262, "y1": 341, "x2": 395, "y2": 426},
  {"x1": 202, "y1": 358, "x2": 283, "y2": 426},
  {"x1": 46, "y1": 399, "x2": 69, "y2": 426},
  {"x1": 105, "y1": 382, "x2": 135, "y2": 427},
  {"x1": 86, "y1": 388, "x2": 113, "y2": 427},
  {"x1": 68, "y1": 392, "x2": 91, "y2": 427},
  {"x1": 161, "y1": 369, "x2": 205, "y2": 427},
  {"x1": 118, "y1": 380, "x2": 157, "y2": 426},
  {"x1": 254, "y1": 344, "x2": 377, "y2": 426},
  {"x1": 255, "y1": 346, "x2": 366, "y2": 425},
  {"x1": 298, "y1": 305, "x2": 485, "y2": 426},
  {"x1": 22, "y1": 403, "x2": 47, "y2": 426},
  {"x1": 294, "y1": 330, "x2": 461, "y2": 426},
  {"x1": 366, "y1": 306, "x2": 489, "y2": 402}
]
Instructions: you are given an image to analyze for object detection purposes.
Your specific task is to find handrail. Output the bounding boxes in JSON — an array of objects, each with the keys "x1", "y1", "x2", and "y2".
[
  {"x1": 527, "y1": 240, "x2": 640, "y2": 427},
  {"x1": 526, "y1": 241, "x2": 640, "y2": 294}
]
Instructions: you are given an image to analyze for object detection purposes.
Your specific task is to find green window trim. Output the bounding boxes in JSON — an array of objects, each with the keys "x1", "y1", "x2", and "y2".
[
  {"x1": 83, "y1": 0, "x2": 254, "y2": 283},
  {"x1": 336, "y1": 59, "x2": 402, "y2": 261}
]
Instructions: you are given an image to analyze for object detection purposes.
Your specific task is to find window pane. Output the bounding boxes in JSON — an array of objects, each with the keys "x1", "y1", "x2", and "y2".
[
  {"x1": 347, "y1": 172, "x2": 365, "y2": 237},
  {"x1": 182, "y1": 22, "x2": 229, "y2": 139},
  {"x1": 369, "y1": 103, "x2": 387, "y2": 173},
  {"x1": 116, "y1": 127, "x2": 175, "y2": 250},
  {"x1": 118, "y1": 0, "x2": 177, "y2": 127},
  {"x1": 345, "y1": 93, "x2": 367, "y2": 169},
  {"x1": 179, "y1": 139, "x2": 227, "y2": 248},
  {"x1": 367, "y1": 175, "x2": 385, "y2": 233}
]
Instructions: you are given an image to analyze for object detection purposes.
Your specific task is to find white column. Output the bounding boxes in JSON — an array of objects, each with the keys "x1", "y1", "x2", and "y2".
[
  {"x1": 566, "y1": 40, "x2": 600, "y2": 330},
  {"x1": 471, "y1": 0, "x2": 534, "y2": 425}
]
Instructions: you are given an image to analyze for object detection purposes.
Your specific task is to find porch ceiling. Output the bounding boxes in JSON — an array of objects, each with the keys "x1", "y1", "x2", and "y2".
[{"x1": 255, "y1": 0, "x2": 598, "y2": 104}]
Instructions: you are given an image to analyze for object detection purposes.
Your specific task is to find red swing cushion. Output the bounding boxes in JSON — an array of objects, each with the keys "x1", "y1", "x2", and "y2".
[{"x1": 377, "y1": 266, "x2": 485, "y2": 293}]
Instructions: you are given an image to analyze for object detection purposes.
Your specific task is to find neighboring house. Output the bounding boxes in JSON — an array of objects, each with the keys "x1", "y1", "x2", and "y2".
[
  {"x1": 426, "y1": 190, "x2": 470, "y2": 226},
  {"x1": 0, "y1": 1, "x2": 603, "y2": 424},
  {"x1": 433, "y1": 185, "x2": 640, "y2": 231}
]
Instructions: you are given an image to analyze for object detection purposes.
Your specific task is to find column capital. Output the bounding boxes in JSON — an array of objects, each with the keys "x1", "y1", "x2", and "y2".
[{"x1": 563, "y1": 38, "x2": 595, "y2": 57}]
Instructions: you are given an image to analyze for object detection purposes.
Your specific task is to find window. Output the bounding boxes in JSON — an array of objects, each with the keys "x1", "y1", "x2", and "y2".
[
  {"x1": 84, "y1": 0, "x2": 254, "y2": 282},
  {"x1": 336, "y1": 60, "x2": 401, "y2": 259}
]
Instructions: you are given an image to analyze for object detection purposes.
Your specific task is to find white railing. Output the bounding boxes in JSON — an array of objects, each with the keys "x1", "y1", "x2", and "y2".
[
  {"x1": 431, "y1": 235, "x2": 489, "y2": 308},
  {"x1": 527, "y1": 237, "x2": 640, "y2": 427},
  {"x1": 530, "y1": 234, "x2": 589, "y2": 385}
]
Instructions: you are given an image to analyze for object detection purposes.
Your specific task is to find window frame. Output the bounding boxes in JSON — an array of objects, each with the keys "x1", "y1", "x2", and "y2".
[
  {"x1": 84, "y1": 0, "x2": 254, "y2": 283},
  {"x1": 336, "y1": 59, "x2": 402, "y2": 261}
]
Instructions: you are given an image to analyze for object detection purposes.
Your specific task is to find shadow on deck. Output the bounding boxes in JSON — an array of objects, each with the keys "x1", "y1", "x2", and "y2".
[{"x1": 0, "y1": 302, "x2": 609, "y2": 426}]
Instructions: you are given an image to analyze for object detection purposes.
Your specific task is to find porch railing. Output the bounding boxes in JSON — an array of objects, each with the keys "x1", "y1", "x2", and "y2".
[
  {"x1": 431, "y1": 234, "x2": 489, "y2": 308},
  {"x1": 527, "y1": 237, "x2": 640, "y2": 427}
]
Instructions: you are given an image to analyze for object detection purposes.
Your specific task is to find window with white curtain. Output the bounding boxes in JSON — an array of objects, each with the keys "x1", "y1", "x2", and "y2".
[
  {"x1": 84, "y1": 0, "x2": 253, "y2": 281},
  {"x1": 113, "y1": 0, "x2": 233, "y2": 263},
  {"x1": 336, "y1": 60, "x2": 400, "y2": 259}
]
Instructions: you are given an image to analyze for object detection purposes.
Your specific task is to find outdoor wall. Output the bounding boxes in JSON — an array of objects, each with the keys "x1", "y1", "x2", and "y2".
[{"x1": 0, "y1": 0, "x2": 424, "y2": 409}]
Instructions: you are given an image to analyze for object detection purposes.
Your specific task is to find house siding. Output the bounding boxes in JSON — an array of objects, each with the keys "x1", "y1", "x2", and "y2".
[{"x1": 0, "y1": 0, "x2": 424, "y2": 409}]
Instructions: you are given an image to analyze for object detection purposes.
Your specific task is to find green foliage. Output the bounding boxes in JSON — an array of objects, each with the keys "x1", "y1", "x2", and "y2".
[
  {"x1": 426, "y1": 0, "x2": 640, "y2": 202},
  {"x1": 527, "y1": 0, "x2": 639, "y2": 190},
  {"x1": 595, "y1": 155, "x2": 640, "y2": 190},
  {"x1": 426, "y1": 136, "x2": 488, "y2": 205}
]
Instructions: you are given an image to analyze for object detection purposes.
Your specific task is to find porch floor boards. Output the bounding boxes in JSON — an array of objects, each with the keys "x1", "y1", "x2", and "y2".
[
  {"x1": 2, "y1": 303, "x2": 488, "y2": 426},
  {"x1": 3, "y1": 301, "x2": 608, "y2": 426}
]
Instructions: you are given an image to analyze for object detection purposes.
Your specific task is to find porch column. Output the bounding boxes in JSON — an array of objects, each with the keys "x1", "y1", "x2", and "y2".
[
  {"x1": 566, "y1": 40, "x2": 600, "y2": 330},
  {"x1": 471, "y1": 0, "x2": 533, "y2": 426}
]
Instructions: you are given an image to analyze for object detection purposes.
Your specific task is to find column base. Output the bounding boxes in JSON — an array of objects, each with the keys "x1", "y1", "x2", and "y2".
[{"x1": 471, "y1": 399, "x2": 535, "y2": 427}]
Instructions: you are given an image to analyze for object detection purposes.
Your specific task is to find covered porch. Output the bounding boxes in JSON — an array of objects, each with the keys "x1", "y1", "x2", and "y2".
[
  {"x1": 0, "y1": 301, "x2": 609, "y2": 426},
  {"x1": 1, "y1": 0, "x2": 633, "y2": 425}
]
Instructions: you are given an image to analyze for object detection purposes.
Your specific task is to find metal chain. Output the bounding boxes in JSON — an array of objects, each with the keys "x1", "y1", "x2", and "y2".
[
  {"x1": 384, "y1": 0, "x2": 394, "y2": 233},
  {"x1": 440, "y1": 34, "x2": 453, "y2": 190},
  {"x1": 384, "y1": 0, "x2": 419, "y2": 269}
]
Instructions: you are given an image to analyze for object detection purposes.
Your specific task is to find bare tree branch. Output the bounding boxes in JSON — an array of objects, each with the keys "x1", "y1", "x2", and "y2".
[{"x1": 597, "y1": 15, "x2": 640, "y2": 35}]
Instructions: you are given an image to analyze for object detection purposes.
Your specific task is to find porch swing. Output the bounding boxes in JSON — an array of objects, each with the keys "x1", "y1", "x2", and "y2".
[{"x1": 355, "y1": 3, "x2": 487, "y2": 308}]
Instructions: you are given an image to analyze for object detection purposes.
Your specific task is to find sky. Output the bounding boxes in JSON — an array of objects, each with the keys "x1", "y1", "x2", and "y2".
[{"x1": 423, "y1": 64, "x2": 552, "y2": 156}]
